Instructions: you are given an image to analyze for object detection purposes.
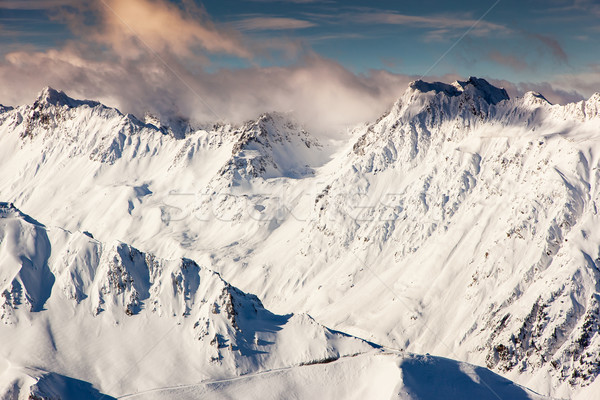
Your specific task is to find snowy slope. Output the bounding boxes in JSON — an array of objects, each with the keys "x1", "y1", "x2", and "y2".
[
  {"x1": 0, "y1": 202, "x2": 374, "y2": 399},
  {"x1": 1, "y1": 80, "x2": 600, "y2": 398},
  {"x1": 121, "y1": 352, "x2": 547, "y2": 400}
]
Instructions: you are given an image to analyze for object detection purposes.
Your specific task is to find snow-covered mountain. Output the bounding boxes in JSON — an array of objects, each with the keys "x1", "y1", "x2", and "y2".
[
  {"x1": 0, "y1": 202, "x2": 376, "y2": 398},
  {"x1": 0, "y1": 202, "x2": 543, "y2": 400},
  {"x1": 1, "y1": 79, "x2": 600, "y2": 398}
]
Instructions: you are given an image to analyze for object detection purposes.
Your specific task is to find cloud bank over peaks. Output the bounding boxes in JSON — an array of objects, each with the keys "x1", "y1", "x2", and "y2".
[{"x1": 0, "y1": 0, "x2": 593, "y2": 136}]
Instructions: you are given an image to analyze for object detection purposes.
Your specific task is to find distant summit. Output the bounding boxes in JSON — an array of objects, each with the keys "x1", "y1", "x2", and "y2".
[
  {"x1": 409, "y1": 77, "x2": 509, "y2": 105},
  {"x1": 34, "y1": 86, "x2": 101, "y2": 109}
]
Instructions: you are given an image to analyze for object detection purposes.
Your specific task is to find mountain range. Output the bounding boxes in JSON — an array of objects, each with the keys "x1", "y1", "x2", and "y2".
[{"x1": 1, "y1": 77, "x2": 600, "y2": 399}]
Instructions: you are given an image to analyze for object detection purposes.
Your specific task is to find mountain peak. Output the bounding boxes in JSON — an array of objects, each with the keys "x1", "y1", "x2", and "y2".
[
  {"x1": 523, "y1": 91, "x2": 550, "y2": 105},
  {"x1": 409, "y1": 80, "x2": 460, "y2": 96},
  {"x1": 35, "y1": 86, "x2": 71, "y2": 106},
  {"x1": 34, "y1": 87, "x2": 100, "y2": 109},
  {"x1": 408, "y1": 77, "x2": 509, "y2": 105},
  {"x1": 452, "y1": 77, "x2": 510, "y2": 105},
  {"x1": 0, "y1": 104, "x2": 13, "y2": 113}
]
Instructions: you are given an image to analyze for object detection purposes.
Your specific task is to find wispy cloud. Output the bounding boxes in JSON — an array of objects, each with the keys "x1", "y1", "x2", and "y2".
[
  {"x1": 488, "y1": 51, "x2": 529, "y2": 72},
  {"x1": 304, "y1": 32, "x2": 367, "y2": 42},
  {"x1": 553, "y1": 63, "x2": 600, "y2": 98},
  {"x1": 0, "y1": 0, "x2": 596, "y2": 134},
  {"x1": 529, "y1": 33, "x2": 568, "y2": 63},
  {"x1": 0, "y1": 25, "x2": 58, "y2": 38},
  {"x1": 94, "y1": 0, "x2": 252, "y2": 59},
  {"x1": 0, "y1": 48, "x2": 420, "y2": 134},
  {"x1": 541, "y1": 0, "x2": 600, "y2": 15},
  {"x1": 0, "y1": 0, "x2": 77, "y2": 10},
  {"x1": 0, "y1": 0, "x2": 410, "y2": 132},
  {"x1": 308, "y1": 9, "x2": 511, "y2": 39},
  {"x1": 246, "y1": 0, "x2": 331, "y2": 3},
  {"x1": 488, "y1": 78, "x2": 586, "y2": 105},
  {"x1": 231, "y1": 16, "x2": 316, "y2": 31}
]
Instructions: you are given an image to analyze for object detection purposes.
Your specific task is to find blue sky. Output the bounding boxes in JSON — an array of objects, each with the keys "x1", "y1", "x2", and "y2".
[
  {"x1": 3, "y1": 0, "x2": 598, "y2": 82},
  {"x1": 0, "y1": 0, "x2": 599, "y2": 129},
  {"x1": 211, "y1": 0, "x2": 598, "y2": 80}
]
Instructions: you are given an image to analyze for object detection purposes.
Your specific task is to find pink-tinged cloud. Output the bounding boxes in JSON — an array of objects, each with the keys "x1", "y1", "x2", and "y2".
[
  {"x1": 0, "y1": 44, "x2": 460, "y2": 135},
  {"x1": 100, "y1": 0, "x2": 251, "y2": 58},
  {"x1": 56, "y1": 0, "x2": 252, "y2": 60},
  {"x1": 0, "y1": 0, "x2": 593, "y2": 135}
]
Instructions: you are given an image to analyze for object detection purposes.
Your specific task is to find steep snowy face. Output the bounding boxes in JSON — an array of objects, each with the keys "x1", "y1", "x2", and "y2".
[
  {"x1": 286, "y1": 78, "x2": 600, "y2": 397},
  {"x1": 222, "y1": 112, "x2": 322, "y2": 182},
  {"x1": 0, "y1": 203, "x2": 551, "y2": 400},
  {"x1": 0, "y1": 203, "x2": 374, "y2": 398},
  {"x1": 191, "y1": 112, "x2": 326, "y2": 243},
  {"x1": 7, "y1": 87, "x2": 147, "y2": 165},
  {"x1": 0, "y1": 203, "x2": 53, "y2": 318},
  {"x1": 4, "y1": 87, "x2": 235, "y2": 171}
]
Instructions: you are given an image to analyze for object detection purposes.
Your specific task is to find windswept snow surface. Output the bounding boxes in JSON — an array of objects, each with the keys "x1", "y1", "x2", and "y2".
[
  {"x1": 121, "y1": 352, "x2": 547, "y2": 400},
  {"x1": 1, "y1": 80, "x2": 600, "y2": 398}
]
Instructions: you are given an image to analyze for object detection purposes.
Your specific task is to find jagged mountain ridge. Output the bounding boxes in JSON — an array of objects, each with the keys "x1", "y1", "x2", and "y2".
[
  {"x1": 1, "y1": 79, "x2": 600, "y2": 398},
  {"x1": 0, "y1": 86, "x2": 324, "y2": 255}
]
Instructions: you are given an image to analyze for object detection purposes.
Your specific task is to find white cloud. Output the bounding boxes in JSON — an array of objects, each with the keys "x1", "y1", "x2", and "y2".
[
  {"x1": 0, "y1": 0, "x2": 594, "y2": 136},
  {"x1": 0, "y1": 47, "x2": 420, "y2": 135}
]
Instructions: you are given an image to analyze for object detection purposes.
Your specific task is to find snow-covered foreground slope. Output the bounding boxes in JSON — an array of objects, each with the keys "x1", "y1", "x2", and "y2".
[
  {"x1": 0, "y1": 203, "x2": 373, "y2": 398},
  {"x1": 122, "y1": 352, "x2": 547, "y2": 400},
  {"x1": 0, "y1": 202, "x2": 547, "y2": 400},
  {"x1": 1, "y1": 80, "x2": 600, "y2": 398}
]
